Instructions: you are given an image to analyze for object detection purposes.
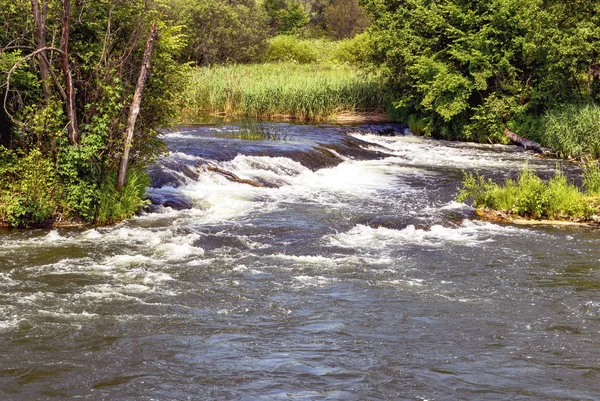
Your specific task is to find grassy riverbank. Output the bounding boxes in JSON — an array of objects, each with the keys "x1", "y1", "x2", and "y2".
[
  {"x1": 182, "y1": 63, "x2": 386, "y2": 121},
  {"x1": 457, "y1": 164, "x2": 600, "y2": 222}
]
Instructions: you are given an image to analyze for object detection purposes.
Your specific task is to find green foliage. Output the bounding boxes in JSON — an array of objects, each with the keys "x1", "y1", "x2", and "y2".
[
  {"x1": 407, "y1": 115, "x2": 427, "y2": 136},
  {"x1": 0, "y1": 0, "x2": 181, "y2": 227},
  {"x1": 183, "y1": 63, "x2": 384, "y2": 120},
  {"x1": 329, "y1": 32, "x2": 370, "y2": 65},
  {"x1": 265, "y1": 1, "x2": 310, "y2": 34},
  {"x1": 0, "y1": 148, "x2": 57, "y2": 227},
  {"x1": 96, "y1": 168, "x2": 150, "y2": 226},
  {"x1": 536, "y1": 104, "x2": 600, "y2": 159},
  {"x1": 362, "y1": 0, "x2": 600, "y2": 142},
  {"x1": 323, "y1": 0, "x2": 369, "y2": 40},
  {"x1": 265, "y1": 34, "x2": 372, "y2": 66},
  {"x1": 265, "y1": 35, "x2": 321, "y2": 64},
  {"x1": 277, "y1": 2, "x2": 310, "y2": 34},
  {"x1": 173, "y1": 0, "x2": 270, "y2": 65},
  {"x1": 456, "y1": 166, "x2": 596, "y2": 220},
  {"x1": 583, "y1": 161, "x2": 600, "y2": 196}
]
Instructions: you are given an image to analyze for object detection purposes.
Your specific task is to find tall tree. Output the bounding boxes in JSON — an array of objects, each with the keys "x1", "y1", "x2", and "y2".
[{"x1": 59, "y1": 0, "x2": 79, "y2": 144}]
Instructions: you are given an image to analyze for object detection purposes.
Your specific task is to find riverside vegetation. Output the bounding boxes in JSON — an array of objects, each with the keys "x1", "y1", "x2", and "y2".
[
  {"x1": 456, "y1": 164, "x2": 600, "y2": 222},
  {"x1": 182, "y1": 34, "x2": 385, "y2": 121},
  {"x1": 2, "y1": 0, "x2": 600, "y2": 227}
]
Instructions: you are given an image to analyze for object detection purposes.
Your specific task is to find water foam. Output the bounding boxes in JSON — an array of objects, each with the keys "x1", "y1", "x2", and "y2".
[
  {"x1": 329, "y1": 220, "x2": 529, "y2": 250},
  {"x1": 349, "y1": 133, "x2": 539, "y2": 170}
]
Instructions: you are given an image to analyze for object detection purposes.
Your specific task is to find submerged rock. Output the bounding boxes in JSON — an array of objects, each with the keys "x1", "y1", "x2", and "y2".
[{"x1": 349, "y1": 123, "x2": 411, "y2": 136}]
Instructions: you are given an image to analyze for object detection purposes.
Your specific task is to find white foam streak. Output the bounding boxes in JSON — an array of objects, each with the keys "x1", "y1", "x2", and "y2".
[
  {"x1": 330, "y1": 220, "x2": 530, "y2": 250},
  {"x1": 350, "y1": 133, "x2": 534, "y2": 170}
]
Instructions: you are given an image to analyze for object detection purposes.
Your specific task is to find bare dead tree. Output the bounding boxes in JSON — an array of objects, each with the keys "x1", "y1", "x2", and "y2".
[
  {"x1": 59, "y1": 0, "x2": 80, "y2": 144},
  {"x1": 116, "y1": 22, "x2": 158, "y2": 191}
]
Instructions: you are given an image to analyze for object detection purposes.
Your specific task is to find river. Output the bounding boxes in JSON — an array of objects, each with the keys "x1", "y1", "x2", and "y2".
[{"x1": 1, "y1": 122, "x2": 599, "y2": 400}]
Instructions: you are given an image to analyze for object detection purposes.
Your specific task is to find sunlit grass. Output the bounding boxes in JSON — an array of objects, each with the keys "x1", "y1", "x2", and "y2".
[
  {"x1": 456, "y1": 164, "x2": 600, "y2": 221},
  {"x1": 182, "y1": 63, "x2": 385, "y2": 121},
  {"x1": 537, "y1": 104, "x2": 600, "y2": 159}
]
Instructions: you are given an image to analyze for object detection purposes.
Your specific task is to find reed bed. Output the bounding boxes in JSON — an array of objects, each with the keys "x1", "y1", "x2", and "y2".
[
  {"x1": 182, "y1": 63, "x2": 385, "y2": 121},
  {"x1": 537, "y1": 104, "x2": 600, "y2": 159}
]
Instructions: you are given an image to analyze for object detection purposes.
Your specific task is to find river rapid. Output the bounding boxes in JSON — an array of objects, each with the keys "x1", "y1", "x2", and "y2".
[{"x1": 1, "y1": 122, "x2": 599, "y2": 400}]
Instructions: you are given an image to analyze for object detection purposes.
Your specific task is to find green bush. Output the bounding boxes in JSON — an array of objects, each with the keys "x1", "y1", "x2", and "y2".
[
  {"x1": 0, "y1": 148, "x2": 57, "y2": 227},
  {"x1": 265, "y1": 35, "x2": 321, "y2": 64},
  {"x1": 361, "y1": 0, "x2": 600, "y2": 142},
  {"x1": 329, "y1": 32, "x2": 370, "y2": 65}
]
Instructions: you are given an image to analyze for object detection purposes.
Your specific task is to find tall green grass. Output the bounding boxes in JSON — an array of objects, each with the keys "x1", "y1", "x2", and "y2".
[
  {"x1": 182, "y1": 63, "x2": 385, "y2": 121},
  {"x1": 537, "y1": 104, "x2": 600, "y2": 159}
]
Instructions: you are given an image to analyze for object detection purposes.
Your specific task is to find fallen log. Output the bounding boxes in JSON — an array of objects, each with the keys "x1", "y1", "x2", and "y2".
[
  {"x1": 207, "y1": 165, "x2": 268, "y2": 188},
  {"x1": 504, "y1": 128, "x2": 551, "y2": 154}
]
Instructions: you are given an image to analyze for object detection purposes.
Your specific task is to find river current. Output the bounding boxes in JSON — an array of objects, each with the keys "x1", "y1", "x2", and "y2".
[{"x1": 1, "y1": 122, "x2": 599, "y2": 400}]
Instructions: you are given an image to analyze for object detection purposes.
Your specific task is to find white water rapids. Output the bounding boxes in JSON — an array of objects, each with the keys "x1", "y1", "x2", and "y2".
[{"x1": 1, "y1": 123, "x2": 599, "y2": 400}]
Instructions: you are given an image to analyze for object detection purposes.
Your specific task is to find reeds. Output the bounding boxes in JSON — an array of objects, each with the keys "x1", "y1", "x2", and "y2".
[
  {"x1": 539, "y1": 104, "x2": 600, "y2": 159},
  {"x1": 182, "y1": 63, "x2": 385, "y2": 121}
]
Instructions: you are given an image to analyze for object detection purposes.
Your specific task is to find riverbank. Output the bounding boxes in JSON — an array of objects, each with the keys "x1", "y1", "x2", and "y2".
[
  {"x1": 474, "y1": 208, "x2": 600, "y2": 228},
  {"x1": 181, "y1": 63, "x2": 387, "y2": 122}
]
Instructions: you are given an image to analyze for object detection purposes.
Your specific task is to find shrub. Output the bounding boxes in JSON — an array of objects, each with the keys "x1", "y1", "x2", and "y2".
[
  {"x1": 265, "y1": 35, "x2": 320, "y2": 64},
  {"x1": 0, "y1": 148, "x2": 57, "y2": 227},
  {"x1": 329, "y1": 32, "x2": 370, "y2": 65}
]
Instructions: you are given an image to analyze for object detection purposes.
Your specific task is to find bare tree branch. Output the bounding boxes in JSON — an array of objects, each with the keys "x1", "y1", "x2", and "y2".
[
  {"x1": 3, "y1": 46, "x2": 66, "y2": 126},
  {"x1": 117, "y1": 22, "x2": 159, "y2": 190}
]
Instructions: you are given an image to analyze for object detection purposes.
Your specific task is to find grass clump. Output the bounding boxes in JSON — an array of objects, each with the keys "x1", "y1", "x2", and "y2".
[
  {"x1": 536, "y1": 104, "x2": 600, "y2": 159},
  {"x1": 456, "y1": 165, "x2": 600, "y2": 221},
  {"x1": 183, "y1": 63, "x2": 385, "y2": 121},
  {"x1": 95, "y1": 168, "x2": 150, "y2": 226}
]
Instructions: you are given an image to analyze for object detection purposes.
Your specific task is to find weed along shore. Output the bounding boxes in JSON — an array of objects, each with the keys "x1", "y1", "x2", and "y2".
[
  {"x1": 457, "y1": 163, "x2": 600, "y2": 227},
  {"x1": 182, "y1": 63, "x2": 387, "y2": 122}
]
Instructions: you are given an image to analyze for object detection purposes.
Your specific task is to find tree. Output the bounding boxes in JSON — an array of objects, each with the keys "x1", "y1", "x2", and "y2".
[
  {"x1": 0, "y1": 0, "x2": 186, "y2": 226},
  {"x1": 323, "y1": 0, "x2": 369, "y2": 40},
  {"x1": 362, "y1": 0, "x2": 600, "y2": 142},
  {"x1": 174, "y1": 0, "x2": 270, "y2": 65}
]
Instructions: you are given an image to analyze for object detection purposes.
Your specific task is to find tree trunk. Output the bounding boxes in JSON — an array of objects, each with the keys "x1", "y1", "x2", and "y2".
[
  {"x1": 31, "y1": 0, "x2": 50, "y2": 101},
  {"x1": 504, "y1": 128, "x2": 550, "y2": 154},
  {"x1": 116, "y1": 23, "x2": 159, "y2": 191},
  {"x1": 588, "y1": 54, "x2": 599, "y2": 101},
  {"x1": 60, "y1": 0, "x2": 80, "y2": 145}
]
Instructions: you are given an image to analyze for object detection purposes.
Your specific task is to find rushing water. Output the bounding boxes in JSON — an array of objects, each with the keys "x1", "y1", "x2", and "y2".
[{"x1": 1, "y1": 122, "x2": 600, "y2": 401}]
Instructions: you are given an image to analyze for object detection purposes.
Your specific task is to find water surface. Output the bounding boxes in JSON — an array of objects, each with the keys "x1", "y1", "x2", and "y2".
[{"x1": 1, "y1": 123, "x2": 599, "y2": 400}]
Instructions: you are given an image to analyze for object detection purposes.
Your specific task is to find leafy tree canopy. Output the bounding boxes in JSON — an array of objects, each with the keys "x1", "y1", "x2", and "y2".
[{"x1": 362, "y1": 0, "x2": 600, "y2": 142}]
